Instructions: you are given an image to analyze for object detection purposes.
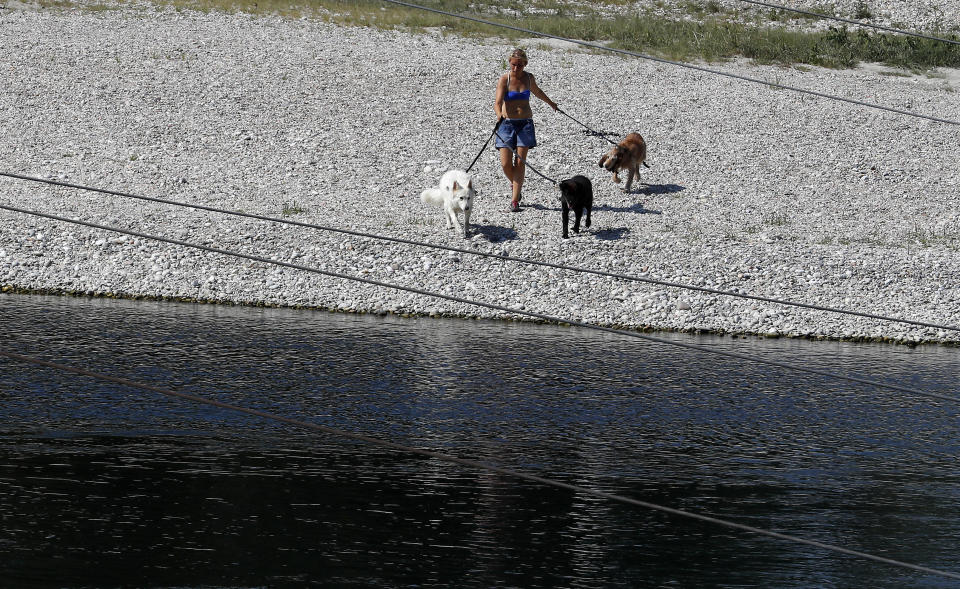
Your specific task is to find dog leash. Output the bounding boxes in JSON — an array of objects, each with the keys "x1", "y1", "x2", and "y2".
[
  {"x1": 561, "y1": 109, "x2": 651, "y2": 169},
  {"x1": 465, "y1": 117, "x2": 504, "y2": 174},
  {"x1": 557, "y1": 108, "x2": 618, "y2": 146},
  {"x1": 493, "y1": 125, "x2": 558, "y2": 186}
]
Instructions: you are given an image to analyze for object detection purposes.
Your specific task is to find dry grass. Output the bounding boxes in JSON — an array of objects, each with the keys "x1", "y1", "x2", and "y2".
[{"x1": 35, "y1": 0, "x2": 960, "y2": 70}]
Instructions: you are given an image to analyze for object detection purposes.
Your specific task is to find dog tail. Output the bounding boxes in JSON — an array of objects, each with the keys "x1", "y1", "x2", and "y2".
[{"x1": 420, "y1": 188, "x2": 442, "y2": 205}]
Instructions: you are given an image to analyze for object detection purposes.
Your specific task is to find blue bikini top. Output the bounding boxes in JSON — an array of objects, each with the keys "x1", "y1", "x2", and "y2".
[{"x1": 505, "y1": 73, "x2": 531, "y2": 101}]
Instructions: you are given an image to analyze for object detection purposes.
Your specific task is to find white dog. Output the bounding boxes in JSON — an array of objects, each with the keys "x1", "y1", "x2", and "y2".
[{"x1": 420, "y1": 170, "x2": 475, "y2": 238}]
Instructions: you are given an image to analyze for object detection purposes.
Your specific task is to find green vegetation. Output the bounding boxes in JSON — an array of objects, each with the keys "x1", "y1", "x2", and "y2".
[
  {"x1": 907, "y1": 223, "x2": 960, "y2": 248},
  {"x1": 39, "y1": 0, "x2": 960, "y2": 71},
  {"x1": 763, "y1": 211, "x2": 789, "y2": 226},
  {"x1": 879, "y1": 69, "x2": 913, "y2": 77},
  {"x1": 282, "y1": 201, "x2": 306, "y2": 216},
  {"x1": 853, "y1": 1, "x2": 873, "y2": 20}
]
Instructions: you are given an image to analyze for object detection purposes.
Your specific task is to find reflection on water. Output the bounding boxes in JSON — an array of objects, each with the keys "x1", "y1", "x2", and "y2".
[{"x1": 1, "y1": 294, "x2": 959, "y2": 587}]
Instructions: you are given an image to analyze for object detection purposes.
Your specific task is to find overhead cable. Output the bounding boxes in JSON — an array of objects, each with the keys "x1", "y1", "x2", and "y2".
[
  {"x1": 734, "y1": 0, "x2": 960, "y2": 47},
  {"x1": 2, "y1": 201, "x2": 958, "y2": 405},
  {"x1": 2, "y1": 348, "x2": 959, "y2": 582},
  {"x1": 375, "y1": 0, "x2": 960, "y2": 126},
  {"x1": 2, "y1": 171, "x2": 956, "y2": 334}
]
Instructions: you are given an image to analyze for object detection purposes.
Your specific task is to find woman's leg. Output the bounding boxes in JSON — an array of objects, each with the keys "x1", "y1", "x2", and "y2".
[
  {"x1": 500, "y1": 147, "x2": 518, "y2": 206},
  {"x1": 513, "y1": 146, "x2": 528, "y2": 204}
]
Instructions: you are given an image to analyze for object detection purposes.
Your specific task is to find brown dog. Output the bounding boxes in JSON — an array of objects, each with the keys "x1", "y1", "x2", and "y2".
[{"x1": 598, "y1": 132, "x2": 648, "y2": 191}]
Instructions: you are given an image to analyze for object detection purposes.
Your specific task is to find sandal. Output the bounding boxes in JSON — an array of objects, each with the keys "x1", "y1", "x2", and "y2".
[{"x1": 509, "y1": 201, "x2": 521, "y2": 213}]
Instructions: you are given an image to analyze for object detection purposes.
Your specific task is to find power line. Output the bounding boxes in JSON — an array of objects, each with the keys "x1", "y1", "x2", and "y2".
[
  {"x1": 2, "y1": 201, "x2": 958, "y2": 405},
  {"x1": 733, "y1": 0, "x2": 960, "y2": 47},
  {"x1": 3, "y1": 171, "x2": 956, "y2": 334},
  {"x1": 376, "y1": 0, "x2": 960, "y2": 126},
  {"x1": 2, "y1": 348, "x2": 958, "y2": 582}
]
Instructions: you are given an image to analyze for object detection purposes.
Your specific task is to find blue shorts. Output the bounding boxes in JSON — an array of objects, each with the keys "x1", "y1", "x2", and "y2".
[{"x1": 495, "y1": 118, "x2": 537, "y2": 149}]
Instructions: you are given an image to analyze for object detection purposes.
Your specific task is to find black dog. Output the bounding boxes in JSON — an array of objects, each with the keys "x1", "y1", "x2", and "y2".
[{"x1": 558, "y1": 175, "x2": 593, "y2": 239}]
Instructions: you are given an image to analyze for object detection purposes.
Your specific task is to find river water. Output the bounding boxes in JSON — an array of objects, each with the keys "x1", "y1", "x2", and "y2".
[{"x1": 1, "y1": 293, "x2": 959, "y2": 588}]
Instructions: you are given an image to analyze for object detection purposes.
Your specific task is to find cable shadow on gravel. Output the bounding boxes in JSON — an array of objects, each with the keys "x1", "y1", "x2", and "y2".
[
  {"x1": 593, "y1": 202, "x2": 661, "y2": 215},
  {"x1": 518, "y1": 203, "x2": 557, "y2": 212},
  {"x1": 520, "y1": 201, "x2": 660, "y2": 215},
  {"x1": 591, "y1": 227, "x2": 631, "y2": 241},
  {"x1": 473, "y1": 224, "x2": 519, "y2": 242},
  {"x1": 635, "y1": 183, "x2": 686, "y2": 196}
]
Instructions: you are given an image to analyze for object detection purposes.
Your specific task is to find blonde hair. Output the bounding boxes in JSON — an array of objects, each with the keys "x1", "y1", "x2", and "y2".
[{"x1": 509, "y1": 48, "x2": 528, "y2": 64}]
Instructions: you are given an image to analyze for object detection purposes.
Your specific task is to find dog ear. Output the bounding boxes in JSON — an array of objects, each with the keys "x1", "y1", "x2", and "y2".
[
  {"x1": 467, "y1": 180, "x2": 473, "y2": 190},
  {"x1": 452, "y1": 181, "x2": 461, "y2": 191}
]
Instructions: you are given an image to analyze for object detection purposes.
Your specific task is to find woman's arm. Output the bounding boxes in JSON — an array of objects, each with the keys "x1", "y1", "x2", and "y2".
[
  {"x1": 529, "y1": 73, "x2": 558, "y2": 111},
  {"x1": 494, "y1": 74, "x2": 507, "y2": 119}
]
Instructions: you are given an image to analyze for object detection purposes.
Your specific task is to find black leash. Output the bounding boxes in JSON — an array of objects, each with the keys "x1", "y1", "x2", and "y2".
[
  {"x1": 559, "y1": 108, "x2": 651, "y2": 168},
  {"x1": 493, "y1": 124, "x2": 558, "y2": 186},
  {"x1": 557, "y1": 108, "x2": 617, "y2": 146},
  {"x1": 470, "y1": 109, "x2": 607, "y2": 184},
  {"x1": 465, "y1": 117, "x2": 504, "y2": 173}
]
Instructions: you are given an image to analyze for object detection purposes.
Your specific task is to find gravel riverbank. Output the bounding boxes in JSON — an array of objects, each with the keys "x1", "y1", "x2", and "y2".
[{"x1": 1, "y1": 3, "x2": 958, "y2": 344}]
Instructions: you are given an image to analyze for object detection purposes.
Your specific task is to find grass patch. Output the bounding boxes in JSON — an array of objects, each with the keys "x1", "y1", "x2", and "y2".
[
  {"x1": 762, "y1": 211, "x2": 789, "y2": 226},
  {"x1": 282, "y1": 201, "x2": 306, "y2": 216},
  {"x1": 907, "y1": 223, "x2": 960, "y2": 248},
  {"x1": 681, "y1": 0, "x2": 723, "y2": 18},
  {"x1": 853, "y1": 1, "x2": 873, "y2": 20},
  {"x1": 37, "y1": 0, "x2": 960, "y2": 70}
]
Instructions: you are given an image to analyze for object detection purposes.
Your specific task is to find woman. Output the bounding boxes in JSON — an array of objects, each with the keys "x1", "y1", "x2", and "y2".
[{"x1": 494, "y1": 48, "x2": 558, "y2": 212}]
